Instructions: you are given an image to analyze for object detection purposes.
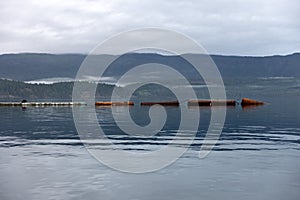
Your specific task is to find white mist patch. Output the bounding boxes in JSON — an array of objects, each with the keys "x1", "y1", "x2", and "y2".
[
  {"x1": 25, "y1": 76, "x2": 117, "y2": 85},
  {"x1": 81, "y1": 75, "x2": 117, "y2": 84},
  {"x1": 25, "y1": 77, "x2": 75, "y2": 84}
]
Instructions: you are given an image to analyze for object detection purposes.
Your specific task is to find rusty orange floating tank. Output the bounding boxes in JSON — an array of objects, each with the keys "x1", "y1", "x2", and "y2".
[
  {"x1": 188, "y1": 99, "x2": 236, "y2": 106},
  {"x1": 95, "y1": 101, "x2": 134, "y2": 106},
  {"x1": 140, "y1": 101, "x2": 180, "y2": 106},
  {"x1": 241, "y1": 98, "x2": 264, "y2": 106}
]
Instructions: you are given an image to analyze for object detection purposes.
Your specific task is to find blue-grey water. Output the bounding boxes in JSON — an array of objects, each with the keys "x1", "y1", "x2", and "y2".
[{"x1": 0, "y1": 78, "x2": 300, "y2": 200}]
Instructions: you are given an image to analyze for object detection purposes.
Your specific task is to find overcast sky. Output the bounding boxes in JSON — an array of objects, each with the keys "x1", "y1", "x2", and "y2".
[{"x1": 0, "y1": 0, "x2": 299, "y2": 55}]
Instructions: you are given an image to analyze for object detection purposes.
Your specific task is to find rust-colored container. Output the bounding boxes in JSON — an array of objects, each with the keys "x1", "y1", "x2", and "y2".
[
  {"x1": 140, "y1": 101, "x2": 180, "y2": 106},
  {"x1": 188, "y1": 99, "x2": 236, "y2": 106},
  {"x1": 95, "y1": 101, "x2": 134, "y2": 106},
  {"x1": 241, "y1": 98, "x2": 264, "y2": 106}
]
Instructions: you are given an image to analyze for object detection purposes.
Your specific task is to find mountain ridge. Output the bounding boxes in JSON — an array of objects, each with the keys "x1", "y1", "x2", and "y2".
[{"x1": 0, "y1": 53, "x2": 299, "y2": 81}]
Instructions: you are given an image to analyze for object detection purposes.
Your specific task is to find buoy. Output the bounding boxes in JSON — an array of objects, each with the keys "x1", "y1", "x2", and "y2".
[
  {"x1": 188, "y1": 99, "x2": 236, "y2": 106},
  {"x1": 241, "y1": 98, "x2": 264, "y2": 106},
  {"x1": 95, "y1": 101, "x2": 134, "y2": 106},
  {"x1": 140, "y1": 101, "x2": 179, "y2": 106}
]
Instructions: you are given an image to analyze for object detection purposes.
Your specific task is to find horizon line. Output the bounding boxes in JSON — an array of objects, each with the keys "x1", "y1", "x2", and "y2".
[{"x1": 0, "y1": 51, "x2": 299, "y2": 58}]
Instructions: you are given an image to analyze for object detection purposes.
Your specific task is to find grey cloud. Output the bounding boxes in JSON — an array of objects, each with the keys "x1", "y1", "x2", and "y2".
[{"x1": 0, "y1": 0, "x2": 299, "y2": 55}]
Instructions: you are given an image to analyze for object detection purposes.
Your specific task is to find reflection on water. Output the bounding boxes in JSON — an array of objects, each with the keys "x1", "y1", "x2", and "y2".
[
  {"x1": 0, "y1": 79, "x2": 300, "y2": 200},
  {"x1": 1, "y1": 104, "x2": 298, "y2": 152}
]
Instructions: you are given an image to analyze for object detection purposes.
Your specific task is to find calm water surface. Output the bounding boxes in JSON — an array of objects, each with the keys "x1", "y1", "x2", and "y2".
[{"x1": 0, "y1": 78, "x2": 299, "y2": 200}]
